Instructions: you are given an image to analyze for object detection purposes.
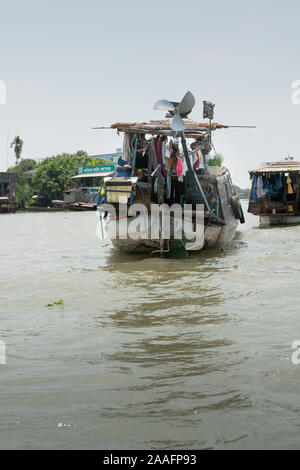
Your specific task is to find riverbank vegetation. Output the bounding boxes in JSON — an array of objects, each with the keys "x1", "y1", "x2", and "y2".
[
  {"x1": 233, "y1": 185, "x2": 250, "y2": 199},
  {"x1": 7, "y1": 150, "x2": 250, "y2": 207},
  {"x1": 8, "y1": 151, "x2": 107, "y2": 207}
]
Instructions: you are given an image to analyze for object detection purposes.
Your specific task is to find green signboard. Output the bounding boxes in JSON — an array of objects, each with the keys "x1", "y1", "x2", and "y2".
[{"x1": 78, "y1": 164, "x2": 115, "y2": 175}]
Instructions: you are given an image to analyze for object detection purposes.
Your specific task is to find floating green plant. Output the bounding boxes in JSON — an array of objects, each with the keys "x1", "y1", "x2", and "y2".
[{"x1": 47, "y1": 299, "x2": 64, "y2": 307}]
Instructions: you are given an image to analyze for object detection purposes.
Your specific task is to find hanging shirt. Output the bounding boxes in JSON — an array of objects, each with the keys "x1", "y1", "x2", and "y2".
[
  {"x1": 192, "y1": 150, "x2": 204, "y2": 170},
  {"x1": 146, "y1": 140, "x2": 158, "y2": 179},
  {"x1": 165, "y1": 145, "x2": 171, "y2": 159},
  {"x1": 176, "y1": 157, "x2": 183, "y2": 182},
  {"x1": 161, "y1": 142, "x2": 165, "y2": 166},
  {"x1": 155, "y1": 137, "x2": 167, "y2": 179},
  {"x1": 122, "y1": 133, "x2": 131, "y2": 163},
  {"x1": 192, "y1": 152, "x2": 200, "y2": 169},
  {"x1": 182, "y1": 152, "x2": 195, "y2": 176},
  {"x1": 252, "y1": 177, "x2": 258, "y2": 203},
  {"x1": 274, "y1": 174, "x2": 283, "y2": 191},
  {"x1": 256, "y1": 176, "x2": 264, "y2": 198},
  {"x1": 283, "y1": 175, "x2": 287, "y2": 201},
  {"x1": 166, "y1": 171, "x2": 172, "y2": 199},
  {"x1": 287, "y1": 175, "x2": 294, "y2": 194}
]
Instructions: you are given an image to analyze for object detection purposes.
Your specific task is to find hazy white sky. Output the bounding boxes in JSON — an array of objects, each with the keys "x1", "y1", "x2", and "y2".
[{"x1": 1, "y1": 0, "x2": 300, "y2": 187}]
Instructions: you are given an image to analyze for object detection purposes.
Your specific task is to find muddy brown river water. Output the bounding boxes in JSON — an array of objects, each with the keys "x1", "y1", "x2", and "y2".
[{"x1": 1, "y1": 201, "x2": 300, "y2": 449}]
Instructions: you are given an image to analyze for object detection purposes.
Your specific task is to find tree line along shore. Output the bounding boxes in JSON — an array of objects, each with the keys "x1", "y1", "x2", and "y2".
[{"x1": 6, "y1": 135, "x2": 249, "y2": 209}]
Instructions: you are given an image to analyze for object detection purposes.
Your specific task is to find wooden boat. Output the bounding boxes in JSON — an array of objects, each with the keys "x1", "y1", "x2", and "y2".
[
  {"x1": 0, "y1": 200, "x2": 17, "y2": 213},
  {"x1": 102, "y1": 168, "x2": 242, "y2": 254},
  {"x1": 0, "y1": 173, "x2": 17, "y2": 213},
  {"x1": 69, "y1": 202, "x2": 96, "y2": 211},
  {"x1": 97, "y1": 94, "x2": 245, "y2": 256},
  {"x1": 24, "y1": 206, "x2": 66, "y2": 212},
  {"x1": 248, "y1": 159, "x2": 300, "y2": 225}
]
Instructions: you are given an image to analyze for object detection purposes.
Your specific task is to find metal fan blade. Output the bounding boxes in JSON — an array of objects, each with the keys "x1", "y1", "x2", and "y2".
[
  {"x1": 171, "y1": 114, "x2": 186, "y2": 131},
  {"x1": 178, "y1": 91, "x2": 195, "y2": 115},
  {"x1": 153, "y1": 99, "x2": 176, "y2": 111}
]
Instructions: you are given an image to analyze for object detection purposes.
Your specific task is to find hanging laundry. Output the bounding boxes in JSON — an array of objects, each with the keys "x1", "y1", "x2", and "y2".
[
  {"x1": 154, "y1": 137, "x2": 167, "y2": 179},
  {"x1": 176, "y1": 157, "x2": 183, "y2": 182},
  {"x1": 146, "y1": 140, "x2": 159, "y2": 183},
  {"x1": 130, "y1": 135, "x2": 139, "y2": 172},
  {"x1": 182, "y1": 152, "x2": 194, "y2": 176},
  {"x1": 286, "y1": 175, "x2": 294, "y2": 194},
  {"x1": 192, "y1": 152, "x2": 200, "y2": 170},
  {"x1": 163, "y1": 143, "x2": 172, "y2": 170},
  {"x1": 182, "y1": 155, "x2": 187, "y2": 175},
  {"x1": 161, "y1": 141, "x2": 165, "y2": 166},
  {"x1": 166, "y1": 171, "x2": 172, "y2": 199},
  {"x1": 192, "y1": 150, "x2": 204, "y2": 170},
  {"x1": 165, "y1": 140, "x2": 178, "y2": 171},
  {"x1": 282, "y1": 175, "x2": 287, "y2": 201},
  {"x1": 165, "y1": 144, "x2": 171, "y2": 159},
  {"x1": 256, "y1": 176, "x2": 264, "y2": 198},
  {"x1": 134, "y1": 134, "x2": 150, "y2": 170},
  {"x1": 154, "y1": 167, "x2": 165, "y2": 204},
  {"x1": 122, "y1": 132, "x2": 131, "y2": 163},
  {"x1": 262, "y1": 176, "x2": 273, "y2": 194},
  {"x1": 160, "y1": 136, "x2": 168, "y2": 166},
  {"x1": 252, "y1": 176, "x2": 258, "y2": 203},
  {"x1": 199, "y1": 149, "x2": 205, "y2": 168},
  {"x1": 263, "y1": 176, "x2": 269, "y2": 191},
  {"x1": 190, "y1": 139, "x2": 203, "y2": 168},
  {"x1": 274, "y1": 174, "x2": 283, "y2": 191}
]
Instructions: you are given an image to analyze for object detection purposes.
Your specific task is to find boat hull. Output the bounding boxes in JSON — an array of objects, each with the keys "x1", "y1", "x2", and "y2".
[
  {"x1": 106, "y1": 217, "x2": 238, "y2": 253},
  {"x1": 0, "y1": 206, "x2": 17, "y2": 214},
  {"x1": 99, "y1": 167, "x2": 241, "y2": 255},
  {"x1": 260, "y1": 215, "x2": 300, "y2": 226}
]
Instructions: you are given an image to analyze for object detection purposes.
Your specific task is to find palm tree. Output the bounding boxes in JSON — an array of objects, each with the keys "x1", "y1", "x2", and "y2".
[{"x1": 10, "y1": 136, "x2": 23, "y2": 165}]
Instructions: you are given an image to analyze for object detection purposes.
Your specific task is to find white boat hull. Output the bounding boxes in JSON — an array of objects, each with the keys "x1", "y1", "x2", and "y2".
[
  {"x1": 260, "y1": 215, "x2": 300, "y2": 226},
  {"x1": 105, "y1": 216, "x2": 238, "y2": 253},
  {"x1": 98, "y1": 168, "x2": 241, "y2": 255}
]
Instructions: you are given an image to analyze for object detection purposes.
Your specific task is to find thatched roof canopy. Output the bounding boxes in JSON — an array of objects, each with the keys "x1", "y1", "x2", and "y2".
[
  {"x1": 110, "y1": 120, "x2": 228, "y2": 138},
  {"x1": 249, "y1": 161, "x2": 300, "y2": 176}
]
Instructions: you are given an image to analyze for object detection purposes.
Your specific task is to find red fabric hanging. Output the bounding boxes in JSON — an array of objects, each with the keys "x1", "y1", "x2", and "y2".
[{"x1": 155, "y1": 137, "x2": 167, "y2": 179}]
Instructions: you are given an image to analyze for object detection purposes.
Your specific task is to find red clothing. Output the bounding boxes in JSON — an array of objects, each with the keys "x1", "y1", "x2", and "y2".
[{"x1": 154, "y1": 137, "x2": 167, "y2": 179}]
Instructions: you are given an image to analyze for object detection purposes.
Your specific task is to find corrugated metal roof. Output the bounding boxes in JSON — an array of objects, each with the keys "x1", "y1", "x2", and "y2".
[{"x1": 249, "y1": 161, "x2": 300, "y2": 174}]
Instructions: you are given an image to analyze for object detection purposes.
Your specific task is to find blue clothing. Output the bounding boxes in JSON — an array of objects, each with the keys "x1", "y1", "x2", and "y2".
[
  {"x1": 252, "y1": 176, "x2": 258, "y2": 202},
  {"x1": 263, "y1": 176, "x2": 273, "y2": 194},
  {"x1": 96, "y1": 191, "x2": 101, "y2": 206},
  {"x1": 282, "y1": 175, "x2": 287, "y2": 201},
  {"x1": 274, "y1": 174, "x2": 282, "y2": 191}
]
